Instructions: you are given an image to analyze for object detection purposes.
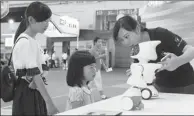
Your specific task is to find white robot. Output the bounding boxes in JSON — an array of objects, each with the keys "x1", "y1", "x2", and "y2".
[
  {"x1": 127, "y1": 40, "x2": 162, "y2": 100},
  {"x1": 120, "y1": 64, "x2": 146, "y2": 111}
]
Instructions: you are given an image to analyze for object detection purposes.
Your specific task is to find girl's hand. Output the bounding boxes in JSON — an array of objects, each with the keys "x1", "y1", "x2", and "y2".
[
  {"x1": 135, "y1": 101, "x2": 144, "y2": 110},
  {"x1": 29, "y1": 80, "x2": 37, "y2": 89},
  {"x1": 42, "y1": 71, "x2": 49, "y2": 77},
  {"x1": 41, "y1": 71, "x2": 49, "y2": 85},
  {"x1": 47, "y1": 102, "x2": 60, "y2": 115}
]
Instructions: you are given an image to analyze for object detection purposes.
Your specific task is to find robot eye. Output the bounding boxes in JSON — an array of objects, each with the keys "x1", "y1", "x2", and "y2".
[{"x1": 133, "y1": 59, "x2": 139, "y2": 63}]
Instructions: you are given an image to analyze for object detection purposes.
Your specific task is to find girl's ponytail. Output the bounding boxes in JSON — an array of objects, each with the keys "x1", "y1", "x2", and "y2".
[{"x1": 14, "y1": 18, "x2": 27, "y2": 43}]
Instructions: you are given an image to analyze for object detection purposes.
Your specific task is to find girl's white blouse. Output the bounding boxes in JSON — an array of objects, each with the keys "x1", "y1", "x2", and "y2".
[{"x1": 12, "y1": 33, "x2": 45, "y2": 78}]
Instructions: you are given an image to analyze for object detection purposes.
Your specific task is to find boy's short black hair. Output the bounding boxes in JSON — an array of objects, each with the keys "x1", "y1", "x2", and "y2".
[
  {"x1": 93, "y1": 37, "x2": 102, "y2": 45},
  {"x1": 113, "y1": 15, "x2": 138, "y2": 42},
  {"x1": 66, "y1": 50, "x2": 96, "y2": 87}
]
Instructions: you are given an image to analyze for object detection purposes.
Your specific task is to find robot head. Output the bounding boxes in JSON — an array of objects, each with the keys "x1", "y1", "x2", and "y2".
[{"x1": 131, "y1": 41, "x2": 161, "y2": 63}]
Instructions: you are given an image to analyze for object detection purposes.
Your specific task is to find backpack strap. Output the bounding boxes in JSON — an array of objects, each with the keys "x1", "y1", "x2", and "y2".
[{"x1": 8, "y1": 37, "x2": 28, "y2": 66}]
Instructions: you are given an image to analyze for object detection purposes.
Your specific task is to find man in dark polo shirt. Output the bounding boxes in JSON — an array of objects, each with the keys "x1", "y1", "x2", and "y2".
[{"x1": 113, "y1": 15, "x2": 194, "y2": 94}]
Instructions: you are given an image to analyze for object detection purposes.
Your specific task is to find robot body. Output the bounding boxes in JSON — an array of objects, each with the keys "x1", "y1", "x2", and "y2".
[
  {"x1": 127, "y1": 40, "x2": 162, "y2": 100},
  {"x1": 127, "y1": 63, "x2": 161, "y2": 100}
]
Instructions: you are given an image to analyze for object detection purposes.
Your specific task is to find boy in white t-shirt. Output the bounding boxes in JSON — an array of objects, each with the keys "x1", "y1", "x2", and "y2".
[
  {"x1": 51, "y1": 51, "x2": 57, "y2": 68},
  {"x1": 43, "y1": 49, "x2": 50, "y2": 66},
  {"x1": 62, "y1": 52, "x2": 68, "y2": 70}
]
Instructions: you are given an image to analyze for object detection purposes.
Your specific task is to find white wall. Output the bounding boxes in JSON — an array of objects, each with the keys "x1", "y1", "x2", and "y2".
[
  {"x1": 54, "y1": 42, "x2": 63, "y2": 60},
  {"x1": 141, "y1": 1, "x2": 194, "y2": 42}
]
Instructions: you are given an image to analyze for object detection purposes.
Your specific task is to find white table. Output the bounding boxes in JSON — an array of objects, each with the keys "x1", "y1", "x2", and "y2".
[{"x1": 57, "y1": 93, "x2": 194, "y2": 115}]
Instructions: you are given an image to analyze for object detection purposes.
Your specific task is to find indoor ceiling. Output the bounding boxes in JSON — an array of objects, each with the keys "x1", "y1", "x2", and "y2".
[{"x1": 2, "y1": 1, "x2": 194, "y2": 45}]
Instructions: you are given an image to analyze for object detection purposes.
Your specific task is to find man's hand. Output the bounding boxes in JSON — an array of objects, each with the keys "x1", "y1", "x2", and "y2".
[{"x1": 158, "y1": 52, "x2": 181, "y2": 72}]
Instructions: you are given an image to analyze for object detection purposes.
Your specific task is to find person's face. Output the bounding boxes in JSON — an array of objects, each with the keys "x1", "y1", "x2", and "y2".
[
  {"x1": 95, "y1": 39, "x2": 103, "y2": 49},
  {"x1": 117, "y1": 27, "x2": 141, "y2": 47},
  {"x1": 28, "y1": 16, "x2": 50, "y2": 33},
  {"x1": 83, "y1": 63, "x2": 96, "y2": 82}
]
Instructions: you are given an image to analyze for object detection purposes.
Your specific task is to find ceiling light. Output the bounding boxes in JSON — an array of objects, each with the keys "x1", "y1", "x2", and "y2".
[{"x1": 8, "y1": 19, "x2": 14, "y2": 24}]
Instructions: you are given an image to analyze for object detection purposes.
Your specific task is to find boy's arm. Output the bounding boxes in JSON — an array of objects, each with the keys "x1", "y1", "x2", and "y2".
[
  {"x1": 176, "y1": 45, "x2": 194, "y2": 67},
  {"x1": 100, "y1": 59, "x2": 108, "y2": 71},
  {"x1": 96, "y1": 54, "x2": 106, "y2": 59}
]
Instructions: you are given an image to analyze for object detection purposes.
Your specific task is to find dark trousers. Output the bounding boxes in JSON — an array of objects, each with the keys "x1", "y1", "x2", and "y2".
[
  {"x1": 154, "y1": 84, "x2": 194, "y2": 94},
  {"x1": 50, "y1": 60, "x2": 56, "y2": 68},
  {"x1": 45, "y1": 61, "x2": 48, "y2": 66}
]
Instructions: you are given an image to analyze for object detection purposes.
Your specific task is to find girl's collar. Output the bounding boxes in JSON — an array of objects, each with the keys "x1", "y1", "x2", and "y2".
[
  {"x1": 22, "y1": 32, "x2": 37, "y2": 40},
  {"x1": 81, "y1": 86, "x2": 91, "y2": 95},
  {"x1": 20, "y1": 33, "x2": 33, "y2": 40}
]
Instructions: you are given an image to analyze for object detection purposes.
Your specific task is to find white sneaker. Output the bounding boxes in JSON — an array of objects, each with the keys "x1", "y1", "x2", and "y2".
[
  {"x1": 101, "y1": 95, "x2": 108, "y2": 99},
  {"x1": 106, "y1": 68, "x2": 113, "y2": 72}
]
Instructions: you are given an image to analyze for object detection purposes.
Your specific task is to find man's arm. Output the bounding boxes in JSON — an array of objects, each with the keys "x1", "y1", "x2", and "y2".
[
  {"x1": 100, "y1": 59, "x2": 108, "y2": 70},
  {"x1": 163, "y1": 28, "x2": 194, "y2": 66},
  {"x1": 157, "y1": 27, "x2": 194, "y2": 71},
  {"x1": 176, "y1": 45, "x2": 194, "y2": 67},
  {"x1": 159, "y1": 45, "x2": 194, "y2": 71}
]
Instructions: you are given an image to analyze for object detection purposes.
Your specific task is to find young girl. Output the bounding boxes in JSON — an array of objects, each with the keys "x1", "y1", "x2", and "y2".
[
  {"x1": 66, "y1": 50, "x2": 97, "y2": 110},
  {"x1": 12, "y1": 2, "x2": 58, "y2": 115}
]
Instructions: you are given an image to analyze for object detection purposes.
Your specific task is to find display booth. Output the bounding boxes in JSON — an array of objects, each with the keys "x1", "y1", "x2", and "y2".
[
  {"x1": 44, "y1": 14, "x2": 80, "y2": 57},
  {"x1": 44, "y1": 14, "x2": 80, "y2": 47}
]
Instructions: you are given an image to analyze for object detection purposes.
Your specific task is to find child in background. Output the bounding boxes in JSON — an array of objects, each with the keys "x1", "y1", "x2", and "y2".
[
  {"x1": 62, "y1": 52, "x2": 68, "y2": 70},
  {"x1": 89, "y1": 37, "x2": 108, "y2": 99},
  {"x1": 66, "y1": 51, "x2": 97, "y2": 110}
]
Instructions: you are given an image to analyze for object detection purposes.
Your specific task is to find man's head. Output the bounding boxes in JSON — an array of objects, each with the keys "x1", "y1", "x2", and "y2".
[
  {"x1": 113, "y1": 15, "x2": 141, "y2": 47},
  {"x1": 93, "y1": 37, "x2": 103, "y2": 49},
  {"x1": 44, "y1": 49, "x2": 47, "y2": 54}
]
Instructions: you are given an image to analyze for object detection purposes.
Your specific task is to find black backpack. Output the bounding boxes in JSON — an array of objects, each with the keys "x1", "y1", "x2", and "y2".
[{"x1": 1, "y1": 37, "x2": 27, "y2": 102}]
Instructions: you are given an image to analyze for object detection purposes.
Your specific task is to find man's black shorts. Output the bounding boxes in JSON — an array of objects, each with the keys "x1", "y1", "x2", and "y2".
[{"x1": 63, "y1": 60, "x2": 66, "y2": 64}]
